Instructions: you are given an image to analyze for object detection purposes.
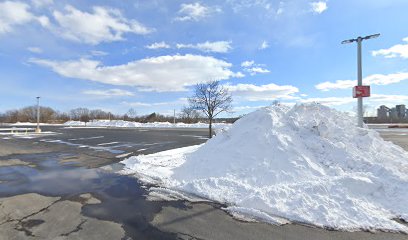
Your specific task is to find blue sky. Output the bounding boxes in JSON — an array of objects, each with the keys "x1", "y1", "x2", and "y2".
[{"x1": 1, "y1": 0, "x2": 408, "y2": 117}]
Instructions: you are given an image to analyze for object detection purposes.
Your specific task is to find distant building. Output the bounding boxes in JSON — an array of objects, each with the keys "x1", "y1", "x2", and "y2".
[
  {"x1": 375, "y1": 104, "x2": 408, "y2": 122},
  {"x1": 396, "y1": 104, "x2": 406, "y2": 119},
  {"x1": 377, "y1": 105, "x2": 389, "y2": 120}
]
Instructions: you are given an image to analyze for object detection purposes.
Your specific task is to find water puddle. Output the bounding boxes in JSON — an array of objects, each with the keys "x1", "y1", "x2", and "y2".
[{"x1": 0, "y1": 152, "x2": 185, "y2": 239}]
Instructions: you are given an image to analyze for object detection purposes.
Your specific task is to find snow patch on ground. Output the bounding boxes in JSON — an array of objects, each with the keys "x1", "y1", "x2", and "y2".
[
  {"x1": 120, "y1": 103, "x2": 408, "y2": 232},
  {"x1": 8, "y1": 122, "x2": 63, "y2": 126},
  {"x1": 64, "y1": 120, "x2": 230, "y2": 129}
]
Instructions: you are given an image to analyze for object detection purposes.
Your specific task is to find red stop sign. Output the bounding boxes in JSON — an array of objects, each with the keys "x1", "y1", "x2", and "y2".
[{"x1": 353, "y1": 86, "x2": 370, "y2": 98}]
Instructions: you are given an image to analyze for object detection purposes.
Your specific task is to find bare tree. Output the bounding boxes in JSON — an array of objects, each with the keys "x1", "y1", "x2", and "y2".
[
  {"x1": 127, "y1": 108, "x2": 137, "y2": 121},
  {"x1": 180, "y1": 106, "x2": 201, "y2": 123},
  {"x1": 189, "y1": 81, "x2": 232, "y2": 138},
  {"x1": 4, "y1": 110, "x2": 19, "y2": 123},
  {"x1": 90, "y1": 109, "x2": 109, "y2": 120}
]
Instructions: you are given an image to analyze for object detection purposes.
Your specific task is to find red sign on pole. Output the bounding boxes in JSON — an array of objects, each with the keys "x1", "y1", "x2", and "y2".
[{"x1": 353, "y1": 86, "x2": 370, "y2": 98}]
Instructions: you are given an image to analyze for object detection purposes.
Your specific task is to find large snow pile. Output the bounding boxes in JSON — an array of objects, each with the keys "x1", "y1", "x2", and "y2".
[
  {"x1": 121, "y1": 103, "x2": 408, "y2": 232},
  {"x1": 64, "y1": 120, "x2": 230, "y2": 129}
]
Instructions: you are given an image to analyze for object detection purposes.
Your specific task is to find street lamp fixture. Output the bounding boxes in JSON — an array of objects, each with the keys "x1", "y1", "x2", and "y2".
[
  {"x1": 341, "y1": 33, "x2": 380, "y2": 127},
  {"x1": 36, "y1": 96, "x2": 41, "y2": 133}
]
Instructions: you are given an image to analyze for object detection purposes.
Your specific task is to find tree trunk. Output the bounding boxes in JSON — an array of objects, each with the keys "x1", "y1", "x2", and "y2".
[{"x1": 209, "y1": 117, "x2": 212, "y2": 138}]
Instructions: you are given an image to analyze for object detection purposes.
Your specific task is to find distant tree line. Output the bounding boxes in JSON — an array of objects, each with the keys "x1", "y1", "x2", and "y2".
[{"x1": 0, "y1": 105, "x2": 239, "y2": 124}]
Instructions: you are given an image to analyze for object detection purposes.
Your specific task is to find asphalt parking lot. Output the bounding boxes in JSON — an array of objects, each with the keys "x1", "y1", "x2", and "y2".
[{"x1": 0, "y1": 125, "x2": 407, "y2": 240}]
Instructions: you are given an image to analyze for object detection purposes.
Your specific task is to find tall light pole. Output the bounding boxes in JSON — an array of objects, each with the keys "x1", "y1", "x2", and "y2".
[
  {"x1": 35, "y1": 96, "x2": 41, "y2": 133},
  {"x1": 341, "y1": 33, "x2": 380, "y2": 127}
]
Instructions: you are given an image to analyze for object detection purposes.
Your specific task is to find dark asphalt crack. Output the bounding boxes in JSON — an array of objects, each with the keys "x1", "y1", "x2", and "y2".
[{"x1": 60, "y1": 219, "x2": 88, "y2": 236}]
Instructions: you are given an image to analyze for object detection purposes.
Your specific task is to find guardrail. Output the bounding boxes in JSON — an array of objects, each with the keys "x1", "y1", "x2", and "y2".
[{"x1": 0, "y1": 128, "x2": 36, "y2": 134}]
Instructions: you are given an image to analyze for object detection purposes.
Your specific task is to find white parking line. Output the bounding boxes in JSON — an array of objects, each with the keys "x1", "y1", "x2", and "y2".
[
  {"x1": 97, "y1": 141, "x2": 119, "y2": 146},
  {"x1": 68, "y1": 136, "x2": 104, "y2": 141},
  {"x1": 116, "y1": 152, "x2": 133, "y2": 158}
]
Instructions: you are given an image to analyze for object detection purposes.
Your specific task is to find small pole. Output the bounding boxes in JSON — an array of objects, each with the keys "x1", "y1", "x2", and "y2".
[
  {"x1": 35, "y1": 97, "x2": 41, "y2": 133},
  {"x1": 173, "y1": 109, "x2": 176, "y2": 124},
  {"x1": 341, "y1": 33, "x2": 379, "y2": 128},
  {"x1": 357, "y1": 37, "x2": 363, "y2": 128}
]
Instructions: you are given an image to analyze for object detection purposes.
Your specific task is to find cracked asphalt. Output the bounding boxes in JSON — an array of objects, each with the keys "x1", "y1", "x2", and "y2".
[{"x1": 0, "y1": 125, "x2": 407, "y2": 239}]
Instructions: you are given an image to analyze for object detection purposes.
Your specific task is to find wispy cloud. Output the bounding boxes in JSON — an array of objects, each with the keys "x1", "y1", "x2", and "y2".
[
  {"x1": 27, "y1": 47, "x2": 43, "y2": 53},
  {"x1": 174, "y1": 2, "x2": 221, "y2": 22},
  {"x1": 226, "y1": 83, "x2": 299, "y2": 101},
  {"x1": 260, "y1": 40, "x2": 269, "y2": 50},
  {"x1": 299, "y1": 97, "x2": 354, "y2": 106},
  {"x1": 299, "y1": 94, "x2": 408, "y2": 107},
  {"x1": 372, "y1": 37, "x2": 408, "y2": 59},
  {"x1": 82, "y1": 89, "x2": 134, "y2": 97},
  {"x1": 122, "y1": 98, "x2": 187, "y2": 107},
  {"x1": 240, "y1": 60, "x2": 270, "y2": 75},
  {"x1": 90, "y1": 50, "x2": 108, "y2": 56},
  {"x1": 30, "y1": 54, "x2": 242, "y2": 92},
  {"x1": 310, "y1": 1, "x2": 328, "y2": 14},
  {"x1": 31, "y1": 0, "x2": 54, "y2": 8},
  {"x1": 176, "y1": 41, "x2": 232, "y2": 53},
  {"x1": 315, "y1": 72, "x2": 408, "y2": 91},
  {"x1": 145, "y1": 41, "x2": 170, "y2": 49}
]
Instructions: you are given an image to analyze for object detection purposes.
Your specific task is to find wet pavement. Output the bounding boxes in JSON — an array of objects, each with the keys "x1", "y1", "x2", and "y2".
[
  {"x1": 0, "y1": 151, "x2": 185, "y2": 239},
  {"x1": 0, "y1": 125, "x2": 407, "y2": 239}
]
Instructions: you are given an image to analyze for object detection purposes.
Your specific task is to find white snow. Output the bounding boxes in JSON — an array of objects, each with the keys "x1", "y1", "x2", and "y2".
[
  {"x1": 120, "y1": 103, "x2": 408, "y2": 232},
  {"x1": 9, "y1": 122, "x2": 62, "y2": 126},
  {"x1": 115, "y1": 152, "x2": 133, "y2": 158},
  {"x1": 64, "y1": 120, "x2": 230, "y2": 129}
]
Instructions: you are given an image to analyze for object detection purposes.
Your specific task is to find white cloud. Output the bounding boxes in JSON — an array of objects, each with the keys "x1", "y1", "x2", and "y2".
[
  {"x1": 368, "y1": 94, "x2": 408, "y2": 104},
  {"x1": 29, "y1": 54, "x2": 242, "y2": 92},
  {"x1": 372, "y1": 37, "x2": 408, "y2": 59},
  {"x1": 90, "y1": 50, "x2": 108, "y2": 56},
  {"x1": 247, "y1": 67, "x2": 270, "y2": 75},
  {"x1": 51, "y1": 5, "x2": 153, "y2": 45},
  {"x1": 233, "y1": 105, "x2": 264, "y2": 112},
  {"x1": 300, "y1": 97, "x2": 354, "y2": 106},
  {"x1": 315, "y1": 79, "x2": 355, "y2": 91},
  {"x1": 241, "y1": 60, "x2": 254, "y2": 67},
  {"x1": 0, "y1": 1, "x2": 34, "y2": 34},
  {"x1": 315, "y1": 72, "x2": 408, "y2": 91},
  {"x1": 176, "y1": 41, "x2": 232, "y2": 53},
  {"x1": 27, "y1": 47, "x2": 43, "y2": 53},
  {"x1": 298, "y1": 94, "x2": 408, "y2": 108},
  {"x1": 145, "y1": 41, "x2": 171, "y2": 49},
  {"x1": 0, "y1": 1, "x2": 51, "y2": 34},
  {"x1": 123, "y1": 98, "x2": 188, "y2": 107},
  {"x1": 174, "y1": 2, "x2": 221, "y2": 22},
  {"x1": 31, "y1": 0, "x2": 53, "y2": 8},
  {"x1": 276, "y1": 1, "x2": 284, "y2": 15},
  {"x1": 310, "y1": 1, "x2": 328, "y2": 14},
  {"x1": 83, "y1": 89, "x2": 134, "y2": 97},
  {"x1": 37, "y1": 15, "x2": 50, "y2": 27},
  {"x1": 240, "y1": 60, "x2": 270, "y2": 75},
  {"x1": 227, "y1": 0, "x2": 274, "y2": 13},
  {"x1": 226, "y1": 83, "x2": 299, "y2": 101},
  {"x1": 260, "y1": 40, "x2": 269, "y2": 49}
]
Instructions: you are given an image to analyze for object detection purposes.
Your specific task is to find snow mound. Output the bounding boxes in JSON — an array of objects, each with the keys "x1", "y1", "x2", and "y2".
[
  {"x1": 64, "y1": 120, "x2": 230, "y2": 129},
  {"x1": 121, "y1": 103, "x2": 408, "y2": 232}
]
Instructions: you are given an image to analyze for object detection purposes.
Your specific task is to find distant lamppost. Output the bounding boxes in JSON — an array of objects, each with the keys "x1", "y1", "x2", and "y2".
[
  {"x1": 341, "y1": 33, "x2": 380, "y2": 127},
  {"x1": 35, "y1": 97, "x2": 41, "y2": 133}
]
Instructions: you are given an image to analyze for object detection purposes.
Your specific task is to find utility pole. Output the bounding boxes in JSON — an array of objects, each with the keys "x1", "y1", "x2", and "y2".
[
  {"x1": 173, "y1": 109, "x2": 176, "y2": 124},
  {"x1": 342, "y1": 33, "x2": 380, "y2": 127},
  {"x1": 35, "y1": 97, "x2": 41, "y2": 133}
]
